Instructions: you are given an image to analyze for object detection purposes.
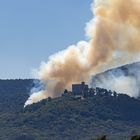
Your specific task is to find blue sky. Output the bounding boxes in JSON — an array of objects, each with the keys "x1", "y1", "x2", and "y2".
[{"x1": 0, "y1": 0, "x2": 92, "y2": 79}]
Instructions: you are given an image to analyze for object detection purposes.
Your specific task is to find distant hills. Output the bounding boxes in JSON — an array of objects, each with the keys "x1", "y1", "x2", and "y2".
[
  {"x1": 92, "y1": 61, "x2": 140, "y2": 85},
  {"x1": 91, "y1": 61, "x2": 140, "y2": 97},
  {"x1": 0, "y1": 62, "x2": 140, "y2": 140},
  {"x1": 0, "y1": 79, "x2": 33, "y2": 113}
]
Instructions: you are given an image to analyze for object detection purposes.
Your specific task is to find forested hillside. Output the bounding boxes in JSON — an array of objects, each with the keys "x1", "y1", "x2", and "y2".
[
  {"x1": 0, "y1": 79, "x2": 140, "y2": 140},
  {"x1": 0, "y1": 79, "x2": 33, "y2": 112}
]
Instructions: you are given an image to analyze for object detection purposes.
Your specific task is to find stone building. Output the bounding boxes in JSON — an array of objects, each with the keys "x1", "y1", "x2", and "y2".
[{"x1": 72, "y1": 82, "x2": 88, "y2": 95}]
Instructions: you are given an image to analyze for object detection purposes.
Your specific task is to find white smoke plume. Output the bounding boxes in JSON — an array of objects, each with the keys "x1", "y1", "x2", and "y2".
[
  {"x1": 25, "y1": 0, "x2": 140, "y2": 107},
  {"x1": 91, "y1": 63, "x2": 140, "y2": 97}
]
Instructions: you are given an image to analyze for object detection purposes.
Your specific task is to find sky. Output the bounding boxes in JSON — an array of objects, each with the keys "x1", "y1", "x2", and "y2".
[{"x1": 0, "y1": 0, "x2": 92, "y2": 79}]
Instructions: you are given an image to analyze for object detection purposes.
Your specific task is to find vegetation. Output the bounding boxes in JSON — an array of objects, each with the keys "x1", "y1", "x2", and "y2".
[{"x1": 0, "y1": 79, "x2": 140, "y2": 140}]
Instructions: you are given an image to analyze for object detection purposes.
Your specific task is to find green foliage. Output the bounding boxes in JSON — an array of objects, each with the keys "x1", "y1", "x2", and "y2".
[
  {"x1": 97, "y1": 135, "x2": 107, "y2": 140},
  {"x1": 131, "y1": 135, "x2": 140, "y2": 140},
  {"x1": 0, "y1": 80, "x2": 140, "y2": 139}
]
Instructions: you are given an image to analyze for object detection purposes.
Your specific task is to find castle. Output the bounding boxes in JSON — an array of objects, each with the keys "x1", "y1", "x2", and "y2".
[
  {"x1": 72, "y1": 82, "x2": 89, "y2": 95},
  {"x1": 62, "y1": 82, "x2": 121, "y2": 98}
]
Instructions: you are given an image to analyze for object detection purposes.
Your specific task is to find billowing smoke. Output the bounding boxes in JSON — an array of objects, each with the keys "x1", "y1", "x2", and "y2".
[
  {"x1": 25, "y1": 0, "x2": 140, "y2": 106},
  {"x1": 92, "y1": 62, "x2": 140, "y2": 97}
]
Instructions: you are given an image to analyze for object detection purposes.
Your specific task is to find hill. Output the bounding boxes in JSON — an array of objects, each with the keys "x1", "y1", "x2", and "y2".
[
  {"x1": 91, "y1": 61, "x2": 140, "y2": 97},
  {"x1": 0, "y1": 79, "x2": 33, "y2": 112},
  {"x1": 0, "y1": 62, "x2": 140, "y2": 140},
  {"x1": 23, "y1": 93, "x2": 140, "y2": 140},
  {"x1": 0, "y1": 82, "x2": 140, "y2": 140}
]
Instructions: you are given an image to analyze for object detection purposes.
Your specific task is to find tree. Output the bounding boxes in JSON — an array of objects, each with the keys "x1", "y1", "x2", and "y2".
[{"x1": 131, "y1": 135, "x2": 140, "y2": 140}]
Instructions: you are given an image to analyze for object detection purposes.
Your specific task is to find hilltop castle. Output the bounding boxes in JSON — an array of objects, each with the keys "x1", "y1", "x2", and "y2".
[
  {"x1": 62, "y1": 82, "x2": 121, "y2": 99},
  {"x1": 72, "y1": 82, "x2": 88, "y2": 95}
]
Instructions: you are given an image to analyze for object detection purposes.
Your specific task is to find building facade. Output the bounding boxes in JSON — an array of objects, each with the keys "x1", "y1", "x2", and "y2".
[{"x1": 72, "y1": 82, "x2": 89, "y2": 95}]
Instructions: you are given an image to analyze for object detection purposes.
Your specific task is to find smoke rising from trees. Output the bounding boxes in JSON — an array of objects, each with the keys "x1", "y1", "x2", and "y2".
[{"x1": 25, "y1": 0, "x2": 140, "y2": 106}]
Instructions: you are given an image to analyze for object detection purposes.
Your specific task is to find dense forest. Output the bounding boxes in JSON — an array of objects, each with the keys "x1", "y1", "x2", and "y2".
[{"x1": 0, "y1": 79, "x2": 140, "y2": 140}]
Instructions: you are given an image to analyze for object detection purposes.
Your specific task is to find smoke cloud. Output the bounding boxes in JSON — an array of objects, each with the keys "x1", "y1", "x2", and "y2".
[
  {"x1": 25, "y1": 0, "x2": 140, "y2": 106},
  {"x1": 91, "y1": 63, "x2": 140, "y2": 97}
]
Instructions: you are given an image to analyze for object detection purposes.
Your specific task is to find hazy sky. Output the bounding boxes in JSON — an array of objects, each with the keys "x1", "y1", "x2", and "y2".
[{"x1": 0, "y1": 0, "x2": 92, "y2": 79}]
